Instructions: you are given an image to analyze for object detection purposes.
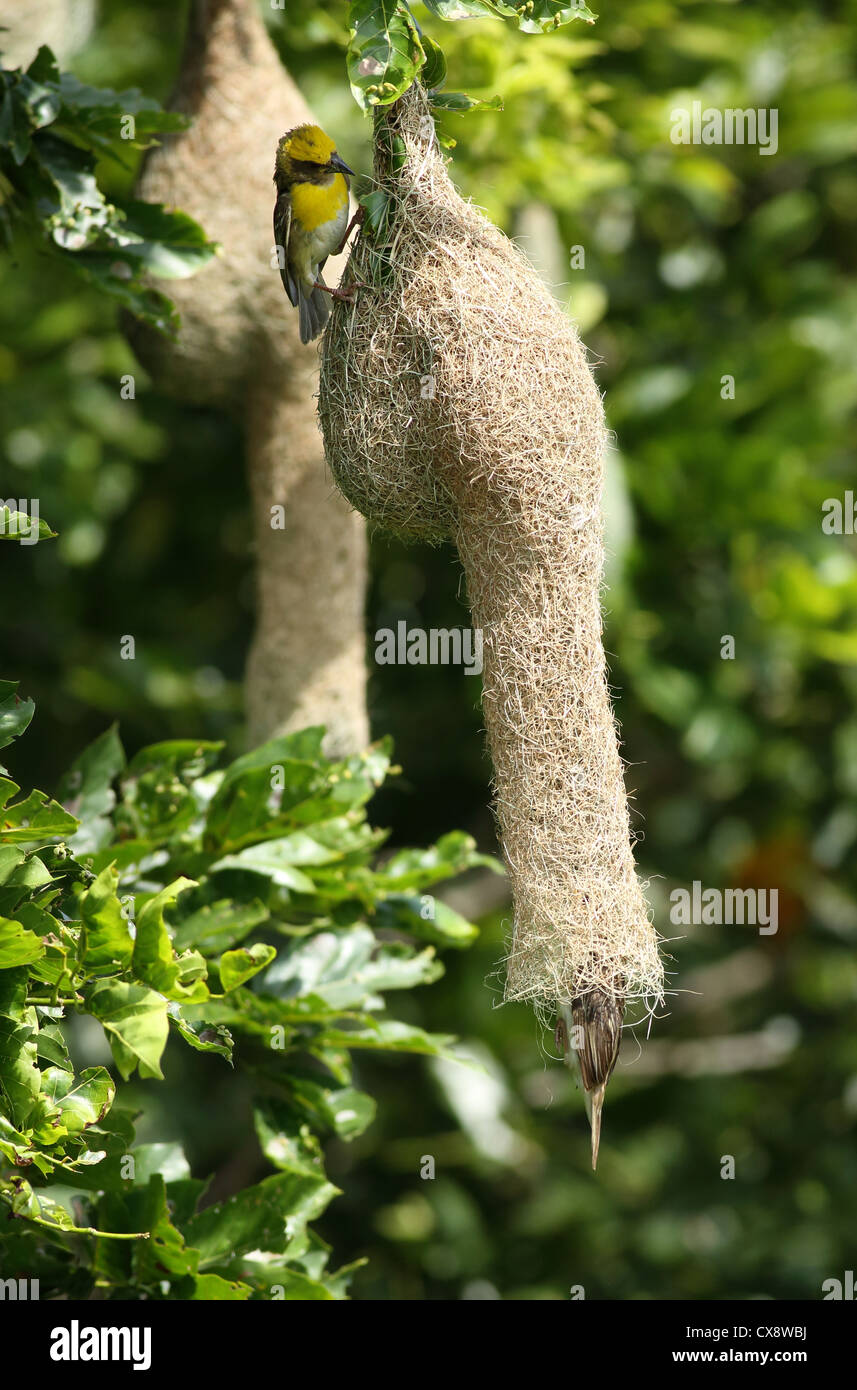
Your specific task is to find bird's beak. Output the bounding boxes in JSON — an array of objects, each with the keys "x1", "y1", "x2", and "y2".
[{"x1": 329, "y1": 153, "x2": 354, "y2": 177}]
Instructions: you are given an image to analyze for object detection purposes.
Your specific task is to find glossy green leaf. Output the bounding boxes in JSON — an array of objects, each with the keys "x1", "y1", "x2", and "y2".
[
  {"x1": 375, "y1": 891, "x2": 479, "y2": 947},
  {"x1": 259, "y1": 1080, "x2": 376, "y2": 1147},
  {"x1": 79, "y1": 865, "x2": 134, "y2": 972},
  {"x1": 421, "y1": 35, "x2": 448, "y2": 90},
  {"x1": 423, "y1": 0, "x2": 596, "y2": 27},
  {"x1": 0, "y1": 1015, "x2": 40, "y2": 1127},
  {"x1": 429, "y1": 90, "x2": 504, "y2": 112},
  {"x1": 422, "y1": 0, "x2": 498, "y2": 18},
  {"x1": 132, "y1": 877, "x2": 208, "y2": 1002},
  {"x1": 40, "y1": 1066, "x2": 114, "y2": 1137},
  {"x1": 184, "y1": 1272, "x2": 252, "y2": 1299},
  {"x1": 347, "y1": 0, "x2": 426, "y2": 110},
  {"x1": 57, "y1": 725, "x2": 124, "y2": 853},
  {"x1": 263, "y1": 926, "x2": 442, "y2": 1010},
  {"x1": 184, "y1": 1172, "x2": 340, "y2": 1267},
  {"x1": 376, "y1": 831, "x2": 502, "y2": 890},
  {"x1": 167, "y1": 1012, "x2": 234, "y2": 1063},
  {"x1": 0, "y1": 915, "x2": 45, "y2": 968},
  {"x1": 0, "y1": 779, "x2": 79, "y2": 843},
  {"x1": 130, "y1": 1141, "x2": 191, "y2": 1187},
  {"x1": 254, "y1": 1097, "x2": 326, "y2": 1179},
  {"x1": 316, "y1": 1019, "x2": 460, "y2": 1058},
  {"x1": 0, "y1": 682, "x2": 34, "y2": 752},
  {"x1": 210, "y1": 841, "x2": 316, "y2": 892},
  {"x1": 172, "y1": 897, "x2": 269, "y2": 954},
  {"x1": 118, "y1": 740, "x2": 221, "y2": 841},
  {"x1": 219, "y1": 942, "x2": 277, "y2": 992},
  {"x1": 0, "y1": 505, "x2": 57, "y2": 542},
  {"x1": 85, "y1": 979, "x2": 169, "y2": 1080}
]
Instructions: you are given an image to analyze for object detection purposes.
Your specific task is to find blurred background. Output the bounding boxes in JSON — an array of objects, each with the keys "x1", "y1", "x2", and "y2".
[{"x1": 2, "y1": 0, "x2": 857, "y2": 1298}]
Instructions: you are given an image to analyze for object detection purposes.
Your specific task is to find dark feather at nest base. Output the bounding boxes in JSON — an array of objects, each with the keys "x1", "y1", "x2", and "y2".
[{"x1": 556, "y1": 986, "x2": 625, "y2": 1170}]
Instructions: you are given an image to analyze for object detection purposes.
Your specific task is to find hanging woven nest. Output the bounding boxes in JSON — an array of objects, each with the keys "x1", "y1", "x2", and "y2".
[{"x1": 319, "y1": 82, "x2": 663, "y2": 1040}]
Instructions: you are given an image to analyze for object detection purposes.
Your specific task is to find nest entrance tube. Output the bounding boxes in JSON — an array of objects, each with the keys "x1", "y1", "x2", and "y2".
[{"x1": 320, "y1": 83, "x2": 664, "y2": 1084}]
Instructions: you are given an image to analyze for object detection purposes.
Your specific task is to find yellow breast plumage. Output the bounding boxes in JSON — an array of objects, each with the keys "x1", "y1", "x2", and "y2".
[{"x1": 290, "y1": 174, "x2": 349, "y2": 233}]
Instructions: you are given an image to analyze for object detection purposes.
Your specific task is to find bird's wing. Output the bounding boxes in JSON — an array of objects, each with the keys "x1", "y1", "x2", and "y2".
[
  {"x1": 273, "y1": 192, "x2": 299, "y2": 307},
  {"x1": 571, "y1": 989, "x2": 623, "y2": 1091}
]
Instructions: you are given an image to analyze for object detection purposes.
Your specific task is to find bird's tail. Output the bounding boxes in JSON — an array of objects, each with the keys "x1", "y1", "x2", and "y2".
[
  {"x1": 298, "y1": 282, "x2": 329, "y2": 344},
  {"x1": 585, "y1": 1082, "x2": 607, "y2": 1171}
]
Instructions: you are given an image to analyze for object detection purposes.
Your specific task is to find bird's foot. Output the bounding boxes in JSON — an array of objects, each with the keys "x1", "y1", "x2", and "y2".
[{"x1": 313, "y1": 279, "x2": 367, "y2": 305}]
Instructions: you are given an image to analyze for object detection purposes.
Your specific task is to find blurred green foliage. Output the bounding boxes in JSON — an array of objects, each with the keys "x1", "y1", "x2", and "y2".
[
  {"x1": 0, "y1": 43, "x2": 216, "y2": 328},
  {"x1": 1, "y1": 0, "x2": 857, "y2": 1299},
  {"x1": 0, "y1": 691, "x2": 489, "y2": 1296}
]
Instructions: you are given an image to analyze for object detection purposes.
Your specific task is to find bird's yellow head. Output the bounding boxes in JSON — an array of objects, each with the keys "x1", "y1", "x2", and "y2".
[{"x1": 276, "y1": 124, "x2": 350, "y2": 177}]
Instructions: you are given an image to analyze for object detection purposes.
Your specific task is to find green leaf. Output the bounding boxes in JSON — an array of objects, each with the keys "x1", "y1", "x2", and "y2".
[
  {"x1": 57, "y1": 725, "x2": 124, "y2": 853},
  {"x1": 203, "y1": 730, "x2": 327, "y2": 851},
  {"x1": 0, "y1": 50, "x2": 216, "y2": 330},
  {"x1": 3, "y1": 1179, "x2": 143, "y2": 1237},
  {"x1": 0, "y1": 1015, "x2": 40, "y2": 1127},
  {"x1": 172, "y1": 898, "x2": 269, "y2": 955},
  {"x1": 25, "y1": 46, "x2": 61, "y2": 84},
  {"x1": 360, "y1": 188, "x2": 393, "y2": 238},
  {"x1": 0, "y1": 915, "x2": 45, "y2": 968},
  {"x1": 429, "y1": 91, "x2": 504, "y2": 113},
  {"x1": 79, "y1": 866, "x2": 134, "y2": 973},
  {"x1": 421, "y1": 35, "x2": 448, "y2": 90},
  {"x1": 0, "y1": 681, "x2": 35, "y2": 752},
  {"x1": 210, "y1": 841, "x2": 317, "y2": 892},
  {"x1": 505, "y1": 0, "x2": 597, "y2": 32},
  {"x1": 40, "y1": 1066, "x2": 114, "y2": 1137},
  {"x1": 0, "y1": 966, "x2": 28, "y2": 1020},
  {"x1": 184, "y1": 1172, "x2": 340, "y2": 1268},
  {"x1": 93, "y1": 1174, "x2": 193, "y2": 1269},
  {"x1": 375, "y1": 892, "x2": 479, "y2": 947},
  {"x1": 0, "y1": 505, "x2": 57, "y2": 542},
  {"x1": 260, "y1": 1080, "x2": 376, "y2": 1147},
  {"x1": 117, "y1": 199, "x2": 217, "y2": 278},
  {"x1": 209, "y1": 817, "x2": 374, "y2": 886},
  {"x1": 347, "y1": 0, "x2": 426, "y2": 110},
  {"x1": 422, "y1": 0, "x2": 498, "y2": 18},
  {"x1": 130, "y1": 1141, "x2": 191, "y2": 1187},
  {"x1": 54, "y1": 69, "x2": 189, "y2": 131},
  {"x1": 219, "y1": 943, "x2": 277, "y2": 992},
  {"x1": 263, "y1": 926, "x2": 442, "y2": 1010},
  {"x1": 376, "y1": 830, "x2": 502, "y2": 890},
  {"x1": 235, "y1": 1247, "x2": 360, "y2": 1299},
  {"x1": 168, "y1": 1012, "x2": 234, "y2": 1063},
  {"x1": 315, "y1": 1018, "x2": 460, "y2": 1058},
  {"x1": 15, "y1": 897, "x2": 58, "y2": 938},
  {"x1": 423, "y1": 0, "x2": 596, "y2": 27},
  {"x1": 118, "y1": 739, "x2": 222, "y2": 841},
  {"x1": 0, "y1": 1112, "x2": 45, "y2": 1172},
  {"x1": 35, "y1": 1023, "x2": 73, "y2": 1072},
  {"x1": 85, "y1": 978, "x2": 169, "y2": 1080},
  {"x1": 254, "y1": 1097, "x2": 326, "y2": 1179},
  {"x1": 0, "y1": 778, "x2": 79, "y2": 843},
  {"x1": 0, "y1": 845, "x2": 52, "y2": 893},
  {"x1": 132, "y1": 877, "x2": 208, "y2": 1002},
  {"x1": 184, "y1": 1272, "x2": 252, "y2": 1300}
]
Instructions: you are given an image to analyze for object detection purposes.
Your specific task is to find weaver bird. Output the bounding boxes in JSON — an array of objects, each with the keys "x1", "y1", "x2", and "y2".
[
  {"x1": 273, "y1": 124, "x2": 361, "y2": 344},
  {"x1": 556, "y1": 986, "x2": 624, "y2": 1170}
]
